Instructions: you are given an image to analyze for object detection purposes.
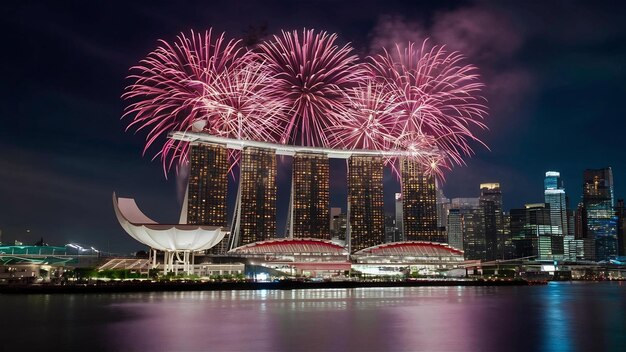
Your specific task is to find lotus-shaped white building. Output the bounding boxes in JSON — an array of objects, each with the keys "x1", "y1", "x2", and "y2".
[{"x1": 113, "y1": 193, "x2": 225, "y2": 274}]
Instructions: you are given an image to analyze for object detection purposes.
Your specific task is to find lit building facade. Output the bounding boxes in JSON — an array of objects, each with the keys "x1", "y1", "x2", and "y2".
[
  {"x1": 290, "y1": 153, "x2": 330, "y2": 239},
  {"x1": 479, "y1": 183, "x2": 503, "y2": 261},
  {"x1": 401, "y1": 159, "x2": 442, "y2": 242},
  {"x1": 502, "y1": 212, "x2": 514, "y2": 259},
  {"x1": 234, "y1": 147, "x2": 277, "y2": 247},
  {"x1": 330, "y1": 207, "x2": 342, "y2": 237},
  {"x1": 395, "y1": 193, "x2": 404, "y2": 242},
  {"x1": 582, "y1": 168, "x2": 618, "y2": 261},
  {"x1": 348, "y1": 155, "x2": 385, "y2": 252},
  {"x1": 543, "y1": 171, "x2": 568, "y2": 259},
  {"x1": 384, "y1": 215, "x2": 397, "y2": 243},
  {"x1": 186, "y1": 143, "x2": 229, "y2": 226},
  {"x1": 463, "y1": 207, "x2": 486, "y2": 260},
  {"x1": 511, "y1": 203, "x2": 560, "y2": 260},
  {"x1": 544, "y1": 172, "x2": 568, "y2": 235},
  {"x1": 447, "y1": 208, "x2": 464, "y2": 251},
  {"x1": 331, "y1": 211, "x2": 347, "y2": 242},
  {"x1": 448, "y1": 198, "x2": 484, "y2": 260},
  {"x1": 616, "y1": 199, "x2": 625, "y2": 256},
  {"x1": 437, "y1": 187, "x2": 451, "y2": 230}
]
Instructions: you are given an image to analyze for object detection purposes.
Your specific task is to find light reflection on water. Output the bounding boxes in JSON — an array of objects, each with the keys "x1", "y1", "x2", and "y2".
[{"x1": 2, "y1": 282, "x2": 626, "y2": 351}]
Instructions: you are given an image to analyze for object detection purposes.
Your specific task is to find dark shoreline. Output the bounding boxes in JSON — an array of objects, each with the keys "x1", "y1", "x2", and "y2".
[{"x1": 0, "y1": 279, "x2": 542, "y2": 294}]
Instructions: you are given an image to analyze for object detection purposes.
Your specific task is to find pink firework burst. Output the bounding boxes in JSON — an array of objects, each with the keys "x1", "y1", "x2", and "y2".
[
  {"x1": 186, "y1": 55, "x2": 290, "y2": 172},
  {"x1": 395, "y1": 132, "x2": 451, "y2": 178},
  {"x1": 368, "y1": 40, "x2": 488, "y2": 167},
  {"x1": 123, "y1": 29, "x2": 243, "y2": 173},
  {"x1": 256, "y1": 29, "x2": 365, "y2": 147},
  {"x1": 191, "y1": 56, "x2": 287, "y2": 142},
  {"x1": 328, "y1": 80, "x2": 402, "y2": 151}
]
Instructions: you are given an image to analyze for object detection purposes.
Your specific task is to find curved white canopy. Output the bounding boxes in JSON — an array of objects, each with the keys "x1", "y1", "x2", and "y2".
[{"x1": 112, "y1": 193, "x2": 225, "y2": 252}]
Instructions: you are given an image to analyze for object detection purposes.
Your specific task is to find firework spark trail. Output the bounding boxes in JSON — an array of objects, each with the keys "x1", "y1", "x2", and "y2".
[
  {"x1": 123, "y1": 29, "x2": 243, "y2": 173},
  {"x1": 123, "y1": 30, "x2": 488, "y2": 178},
  {"x1": 256, "y1": 29, "x2": 366, "y2": 147},
  {"x1": 191, "y1": 57, "x2": 287, "y2": 141},
  {"x1": 368, "y1": 40, "x2": 488, "y2": 169},
  {"x1": 328, "y1": 80, "x2": 401, "y2": 151},
  {"x1": 189, "y1": 55, "x2": 290, "y2": 173},
  {"x1": 123, "y1": 30, "x2": 291, "y2": 174},
  {"x1": 395, "y1": 131, "x2": 451, "y2": 177}
]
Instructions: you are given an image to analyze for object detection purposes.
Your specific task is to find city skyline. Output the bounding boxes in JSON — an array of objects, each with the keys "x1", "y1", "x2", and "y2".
[{"x1": 1, "y1": 1, "x2": 626, "y2": 252}]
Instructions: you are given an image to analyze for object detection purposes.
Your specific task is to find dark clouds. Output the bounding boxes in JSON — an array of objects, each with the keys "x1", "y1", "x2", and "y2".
[
  {"x1": 1, "y1": 0, "x2": 625, "y2": 251},
  {"x1": 369, "y1": 4, "x2": 534, "y2": 120}
]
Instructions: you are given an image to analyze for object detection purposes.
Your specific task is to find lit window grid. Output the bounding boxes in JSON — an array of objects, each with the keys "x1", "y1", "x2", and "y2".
[
  {"x1": 239, "y1": 147, "x2": 277, "y2": 246},
  {"x1": 292, "y1": 153, "x2": 330, "y2": 239},
  {"x1": 187, "y1": 143, "x2": 228, "y2": 226},
  {"x1": 400, "y1": 159, "x2": 440, "y2": 242},
  {"x1": 348, "y1": 155, "x2": 385, "y2": 252}
]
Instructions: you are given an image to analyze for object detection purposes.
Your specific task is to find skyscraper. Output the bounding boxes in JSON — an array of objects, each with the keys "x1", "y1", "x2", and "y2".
[
  {"x1": 582, "y1": 168, "x2": 618, "y2": 261},
  {"x1": 502, "y1": 212, "x2": 514, "y2": 259},
  {"x1": 436, "y1": 187, "x2": 451, "y2": 229},
  {"x1": 511, "y1": 203, "x2": 559, "y2": 260},
  {"x1": 348, "y1": 155, "x2": 385, "y2": 252},
  {"x1": 448, "y1": 198, "x2": 483, "y2": 259},
  {"x1": 543, "y1": 171, "x2": 567, "y2": 258},
  {"x1": 575, "y1": 202, "x2": 586, "y2": 239},
  {"x1": 232, "y1": 147, "x2": 277, "y2": 247},
  {"x1": 447, "y1": 208, "x2": 463, "y2": 251},
  {"x1": 395, "y1": 193, "x2": 404, "y2": 242},
  {"x1": 464, "y1": 207, "x2": 486, "y2": 260},
  {"x1": 544, "y1": 172, "x2": 568, "y2": 235},
  {"x1": 186, "y1": 143, "x2": 229, "y2": 226},
  {"x1": 329, "y1": 207, "x2": 342, "y2": 237},
  {"x1": 616, "y1": 199, "x2": 625, "y2": 257},
  {"x1": 401, "y1": 159, "x2": 442, "y2": 242},
  {"x1": 565, "y1": 202, "x2": 582, "y2": 261},
  {"x1": 290, "y1": 153, "x2": 330, "y2": 239},
  {"x1": 331, "y1": 211, "x2": 348, "y2": 242},
  {"x1": 479, "y1": 183, "x2": 503, "y2": 261},
  {"x1": 384, "y1": 215, "x2": 397, "y2": 243}
]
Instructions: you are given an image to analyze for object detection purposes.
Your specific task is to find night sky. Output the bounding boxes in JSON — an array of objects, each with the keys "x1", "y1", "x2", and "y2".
[{"x1": 1, "y1": 0, "x2": 625, "y2": 253}]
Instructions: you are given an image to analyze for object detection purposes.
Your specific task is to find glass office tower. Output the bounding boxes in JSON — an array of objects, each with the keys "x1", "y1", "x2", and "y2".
[
  {"x1": 582, "y1": 168, "x2": 618, "y2": 261},
  {"x1": 543, "y1": 171, "x2": 567, "y2": 259}
]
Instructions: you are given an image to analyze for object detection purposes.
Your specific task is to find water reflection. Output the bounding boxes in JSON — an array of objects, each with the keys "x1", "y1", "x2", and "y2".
[
  {"x1": 541, "y1": 283, "x2": 573, "y2": 352},
  {"x1": 2, "y1": 283, "x2": 626, "y2": 351}
]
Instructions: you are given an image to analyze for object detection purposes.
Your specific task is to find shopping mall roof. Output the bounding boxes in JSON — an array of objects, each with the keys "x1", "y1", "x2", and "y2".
[
  {"x1": 229, "y1": 238, "x2": 348, "y2": 256},
  {"x1": 354, "y1": 241, "x2": 464, "y2": 257}
]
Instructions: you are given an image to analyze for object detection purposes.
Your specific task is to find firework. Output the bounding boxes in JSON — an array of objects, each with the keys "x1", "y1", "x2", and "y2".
[
  {"x1": 394, "y1": 131, "x2": 451, "y2": 177},
  {"x1": 186, "y1": 55, "x2": 289, "y2": 172},
  {"x1": 368, "y1": 40, "x2": 488, "y2": 167},
  {"x1": 327, "y1": 80, "x2": 401, "y2": 150},
  {"x1": 256, "y1": 29, "x2": 365, "y2": 147},
  {"x1": 124, "y1": 30, "x2": 488, "y2": 177},
  {"x1": 123, "y1": 29, "x2": 244, "y2": 172}
]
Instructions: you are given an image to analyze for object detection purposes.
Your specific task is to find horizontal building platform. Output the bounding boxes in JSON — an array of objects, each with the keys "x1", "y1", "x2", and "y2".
[{"x1": 169, "y1": 131, "x2": 439, "y2": 159}]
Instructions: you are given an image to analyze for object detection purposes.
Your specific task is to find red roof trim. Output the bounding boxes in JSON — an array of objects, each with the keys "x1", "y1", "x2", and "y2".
[
  {"x1": 231, "y1": 238, "x2": 346, "y2": 252},
  {"x1": 357, "y1": 241, "x2": 464, "y2": 255}
]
